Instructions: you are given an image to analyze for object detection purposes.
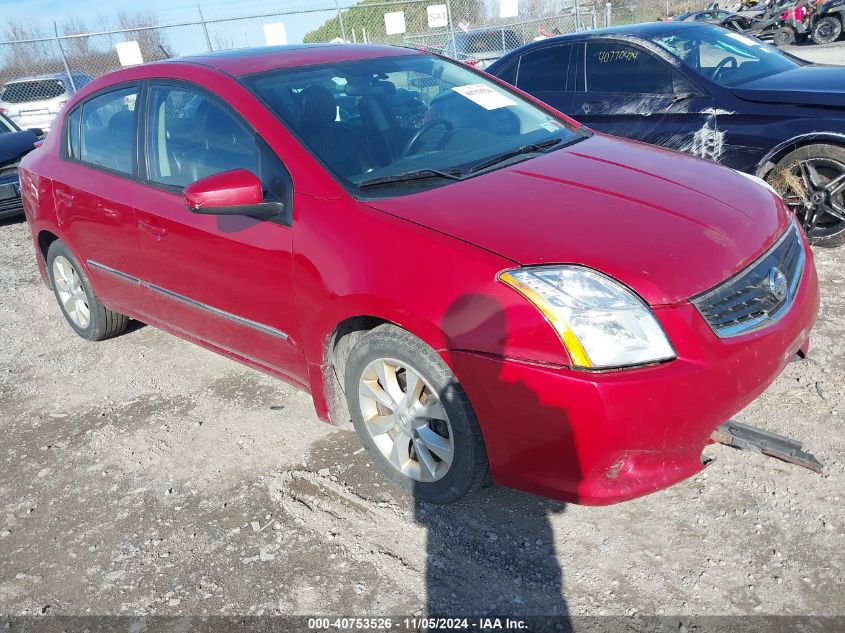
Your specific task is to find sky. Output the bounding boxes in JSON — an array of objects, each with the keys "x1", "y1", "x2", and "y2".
[{"x1": 0, "y1": 0, "x2": 341, "y2": 47}]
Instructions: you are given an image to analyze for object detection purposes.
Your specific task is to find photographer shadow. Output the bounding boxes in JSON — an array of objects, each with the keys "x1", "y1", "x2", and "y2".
[{"x1": 413, "y1": 293, "x2": 578, "y2": 628}]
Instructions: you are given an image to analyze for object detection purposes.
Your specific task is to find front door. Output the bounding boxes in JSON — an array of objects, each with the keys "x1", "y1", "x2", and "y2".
[
  {"x1": 569, "y1": 40, "x2": 722, "y2": 162},
  {"x1": 134, "y1": 83, "x2": 306, "y2": 384}
]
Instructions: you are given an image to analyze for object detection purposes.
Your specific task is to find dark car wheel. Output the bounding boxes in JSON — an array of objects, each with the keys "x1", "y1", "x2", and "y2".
[
  {"x1": 768, "y1": 144, "x2": 845, "y2": 248},
  {"x1": 343, "y1": 324, "x2": 489, "y2": 504},
  {"x1": 813, "y1": 16, "x2": 842, "y2": 44},
  {"x1": 773, "y1": 27, "x2": 796, "y2": 46},
  {"x1": 46, "y1": 240, "x2": 129, "y2": 340}
]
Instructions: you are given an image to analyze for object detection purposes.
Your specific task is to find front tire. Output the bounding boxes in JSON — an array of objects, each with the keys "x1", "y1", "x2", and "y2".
[
  {"x1": 813, "y1": 16, "x2": 842, "y2": 44},
  {"x1": 343, "y1": 324, "x2": 489, "y2": 504},
  {"x1": 767, "y1": 144, "x2": 845, "y2": 248},
  {"x1": 46, "y1": 241, "x2": 128, "y2": 340}
]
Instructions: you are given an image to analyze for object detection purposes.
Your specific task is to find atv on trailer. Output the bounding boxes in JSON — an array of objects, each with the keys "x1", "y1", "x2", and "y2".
[
  {"x1": 719, "y1": 0, "x2": 795, "y2": 42},
  {"x1": 772, "y1": 0, "x2": 844, "y2": 45}
]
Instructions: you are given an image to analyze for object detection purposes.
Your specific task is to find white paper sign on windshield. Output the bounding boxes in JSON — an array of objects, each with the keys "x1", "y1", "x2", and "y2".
[{"x1": 453, "y1": 84, "x2": 517, "y2": 110}]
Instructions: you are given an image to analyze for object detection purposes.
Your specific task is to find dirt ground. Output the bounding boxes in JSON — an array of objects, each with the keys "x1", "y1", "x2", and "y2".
[
  {"x1": 783, "y1": 40, "x2": 845, "y2": 65},
  {"x1": 0, "y1": 215, "x2": 843, "y2": 621}
]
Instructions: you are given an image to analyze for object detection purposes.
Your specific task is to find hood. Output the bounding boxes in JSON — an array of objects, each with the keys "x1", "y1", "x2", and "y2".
[
  {"x1": 0, "y1": 130, "x2": 38, "y2": 169},
  {"x1": 730, "y1": 67, "x2": 845, "y2": 107},
  {"x1": 364, "y1": 134, "x2": 790, "y2": 306}
]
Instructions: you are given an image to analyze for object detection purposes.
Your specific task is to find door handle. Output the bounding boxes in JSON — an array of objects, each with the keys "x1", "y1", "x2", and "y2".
[
  {"x1": 581, "y1": 101, "x2": 608, "y2": 115},
  {"x1": 137, "y1": 218, "x2": 168, "y2": 239}
]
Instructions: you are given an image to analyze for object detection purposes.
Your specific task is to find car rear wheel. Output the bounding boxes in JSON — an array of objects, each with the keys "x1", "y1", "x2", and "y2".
[
  {"x1": 813, "y1": 16, "x2": 842, "y2": 44},
  {"x1": 46, "y1": 241, "x2": 128, "y2": 340},
  {"x1": 768, "y1": 144, "x2": 845, "y2": 248},
  {"x1": 343, "y1": 324, "x2": 489, "y2": 504}
]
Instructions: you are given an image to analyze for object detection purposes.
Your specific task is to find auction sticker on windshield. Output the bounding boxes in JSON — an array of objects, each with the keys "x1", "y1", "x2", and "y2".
[{"x1": 452, "y1": 83, "x2": 517, "y2": 110}]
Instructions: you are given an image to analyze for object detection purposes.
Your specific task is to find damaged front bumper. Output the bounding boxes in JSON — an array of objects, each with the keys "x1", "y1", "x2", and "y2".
[{"x1": 444, "y1": 244, "x2": 820, "y2": 505}]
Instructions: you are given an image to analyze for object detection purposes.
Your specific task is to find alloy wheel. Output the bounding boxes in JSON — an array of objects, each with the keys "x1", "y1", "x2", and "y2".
[
  {"x1": 52, "y1": 255, "x2": 90, "y2": 329},
  {"x1": 776, "y1": 157, "x2": 845, "y2": 241},
  {"x1": 357, "y1": 357, "x2": 454, "y2": 483}
]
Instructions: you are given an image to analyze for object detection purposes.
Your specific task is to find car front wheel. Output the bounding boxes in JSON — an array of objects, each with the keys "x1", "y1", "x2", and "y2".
[
  {"x1": 46, "y1": 240, "x2": 128, "y2": 340},
  {"x1": 768, "y1": 144, "x2": 845, "y2": 248},
  {"x1": 343, "y1": 324, "x2": 489, "y2": 504}
]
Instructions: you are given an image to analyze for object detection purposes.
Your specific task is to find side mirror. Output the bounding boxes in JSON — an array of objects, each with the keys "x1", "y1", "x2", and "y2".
[{"x1": 184, "y1": 169, "x2": 283, "y2": 220}]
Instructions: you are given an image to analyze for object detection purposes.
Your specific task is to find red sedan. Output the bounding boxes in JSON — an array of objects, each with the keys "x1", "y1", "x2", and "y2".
[{"x1": 19, "y1": 45, "x2": 819, "y2": 505}]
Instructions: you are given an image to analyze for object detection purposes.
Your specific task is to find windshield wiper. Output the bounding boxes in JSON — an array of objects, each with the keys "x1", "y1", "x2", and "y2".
[
  {"x1": 357, "y1": 168, "x2": 464, "y2": 189},
  {"x1": 466, "y1": 137, "x2": 565, "y2": 175}
]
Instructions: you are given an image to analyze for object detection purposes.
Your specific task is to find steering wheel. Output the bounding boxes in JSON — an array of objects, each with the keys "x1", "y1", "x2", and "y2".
[
  {"x1": 712, "y1": 56, "x2": 738, "y2": 81},
  {"x1": 401, "y1": 118, "x2": 453, "y2": 157}
]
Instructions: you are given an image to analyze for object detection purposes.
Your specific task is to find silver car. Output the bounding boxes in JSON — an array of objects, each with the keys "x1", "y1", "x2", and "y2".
[{"x1": 0, "y1": 72, "x2": 91, "y2": 132}]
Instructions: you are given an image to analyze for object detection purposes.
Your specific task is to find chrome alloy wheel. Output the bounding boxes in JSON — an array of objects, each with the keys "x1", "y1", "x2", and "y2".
[
  {"x1": 779, "y1": 157, "x2": 845, "y2": 241},
  {"x1": 357, "y1": 358, "x2": 454, "y2": 482},
  {"x1": 52, "y1": 255, "x2": 90, "y2": 329}
]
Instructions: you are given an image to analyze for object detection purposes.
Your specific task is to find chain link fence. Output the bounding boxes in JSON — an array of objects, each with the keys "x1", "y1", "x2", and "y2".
[{"x1": 0, "y1": 0, "x2": 691, "y2": 131}]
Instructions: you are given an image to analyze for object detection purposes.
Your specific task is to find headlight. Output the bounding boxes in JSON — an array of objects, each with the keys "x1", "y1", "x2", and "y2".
[{"x1": 498, "y1": 265, "x2": 676, "y2": 369}]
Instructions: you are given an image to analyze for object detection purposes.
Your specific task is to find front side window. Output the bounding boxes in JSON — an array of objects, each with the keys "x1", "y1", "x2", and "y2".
[
  {"x1": 585, "y1": 41, "x2": 677, "y2": 95},
  {"x1": 78, "y1": 87, "x2": 138, "y2": 175},
  {"x1": 146, "y1": 86, "x2": 260, "y2": 188},
  {"x1": 246, "y1": 54, "x2": 586, "y2": 195},
  {"x1": 648, "y1": 25, "x2": 801, "y2": 86}
]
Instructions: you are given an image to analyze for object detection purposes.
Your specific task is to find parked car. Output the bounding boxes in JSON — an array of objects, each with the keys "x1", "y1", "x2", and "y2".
[
  {"x1": 488, "y1": 22, "x2": 845, "y2": 247},
  {"x1": 442, "y1": 27, "x2": 522, "y2": 68},
  {"x1": 0, "y1": 112, "x2": 39, "y2": 220},
  {"x1": 21, "y1": 45, "x2": 818, "y2": 505},
  {"x1": 0, "y1": 72, "x2": 91, "y2": 132},
  {"x1": 677, "y1": 9, "x2": 740, "y2": 22}
]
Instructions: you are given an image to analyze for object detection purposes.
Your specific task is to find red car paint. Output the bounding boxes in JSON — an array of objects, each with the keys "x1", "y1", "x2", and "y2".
[{"x1": 19, "y1": 45, "x2": 819, "y2": 504}]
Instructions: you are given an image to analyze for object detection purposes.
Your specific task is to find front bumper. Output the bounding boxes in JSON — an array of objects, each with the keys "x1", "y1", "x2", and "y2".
[{"x1": 444, "y1": 243, "x2": 820, "y2": 505}]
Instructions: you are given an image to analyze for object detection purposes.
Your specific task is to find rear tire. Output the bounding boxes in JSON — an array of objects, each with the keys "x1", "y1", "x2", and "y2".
[
  {"x1": 767, "y1": 144, "x2": 845, "y2": 248},
  {"x1": 46, "y1": 241, "x2": 129, "y2": 341},
  {"x1": 773, "y1": 27, "x2": 796, "y2": 46},
  {"x1": 813, "y1": 16, "x2": 842, "y2": 44},
  {"x1": 343, "y1": 324, "x2": 489, "y2": 504}
]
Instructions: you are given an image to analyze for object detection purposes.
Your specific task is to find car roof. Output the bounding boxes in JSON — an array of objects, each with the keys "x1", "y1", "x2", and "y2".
[
  {"x1": 547, "y1": 21, "x2": 710, "y2": 39},
  {"x1": 166, "y1": 43, "x2": 423, "y2": 77}
]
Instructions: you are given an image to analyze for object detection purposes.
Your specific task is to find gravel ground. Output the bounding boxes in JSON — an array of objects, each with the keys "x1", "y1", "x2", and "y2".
[
  {"x1": 0, "y1": 215, "x2": 843, "y2": 620},
  {"x1": 783, "y1": 40, "x2": 845, "y2": 65}
]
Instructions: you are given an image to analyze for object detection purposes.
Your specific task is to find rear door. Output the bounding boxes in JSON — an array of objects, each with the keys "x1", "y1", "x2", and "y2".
[
  {"x1": 134, "y1": 82, "x2": 306, "y2": 384},
  {"x1": 52, "y1": 85, "x2": 151, "y2": 316},
  {"x1": 569, "y1": 40, "x2": 720, "y2": 160}
]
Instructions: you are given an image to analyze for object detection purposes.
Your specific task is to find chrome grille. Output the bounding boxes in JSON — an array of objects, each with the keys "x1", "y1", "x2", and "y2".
[{"x1": 692, "y1": 225, "x2": 805, "y2": 337}]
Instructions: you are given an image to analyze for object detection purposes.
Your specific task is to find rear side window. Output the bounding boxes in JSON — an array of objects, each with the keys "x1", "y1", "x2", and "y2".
[
  {"x1": 1, "y1": 79, "x2": 66, "y2": 103},
  {"x1": 585, "y1": 42, "x2": 675, "y2": 95},
  {"x1": 517, "y1": 45, "x2": 571, "y2": 92},
  {"x1": 65, "y1": 108, "x2": 81, "y2": 159},
  {"x1": 78, "y1": 87, "x2": 138, "y2": 175}
]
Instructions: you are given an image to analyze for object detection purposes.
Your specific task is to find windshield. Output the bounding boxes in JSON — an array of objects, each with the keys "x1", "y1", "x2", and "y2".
[
  {"x1": 1, "y1": 79, "x2": 66, "y2": 103},
  {"x1": 647, "y1": 25, "x2": 801, "y2": 86},
  {"x1": 246, "y1": 54, "x2": 585, "y2": 195}
]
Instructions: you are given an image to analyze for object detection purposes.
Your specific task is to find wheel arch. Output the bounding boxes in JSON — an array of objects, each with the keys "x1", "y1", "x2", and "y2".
[
  {"x1": 36, "y1": 229, "x2": 62, "y2": 288},
  {"x1": 756, "y1": 133, "x2": 845, "y2": 179}
]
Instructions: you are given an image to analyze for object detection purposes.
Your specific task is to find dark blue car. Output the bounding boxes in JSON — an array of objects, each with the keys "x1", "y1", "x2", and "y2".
[{"x1": 488, "y1": 23, "x2": 845, "y2": 246}]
